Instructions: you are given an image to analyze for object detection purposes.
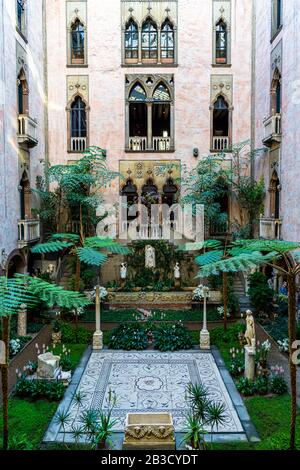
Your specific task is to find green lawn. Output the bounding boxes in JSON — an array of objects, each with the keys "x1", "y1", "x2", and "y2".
[
  {"x1": 82, "y1": 307, "x2": 223, "y2": 323},
  {"x1": 51, "y1": 343, "x2": 87, "y2": 370}
]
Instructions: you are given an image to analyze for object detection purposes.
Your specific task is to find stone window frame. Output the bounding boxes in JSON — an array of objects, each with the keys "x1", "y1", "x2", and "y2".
[
  {"x1": 209, "y1": 94, "x2": 233, "y2": 153},
  {"x1": 17, "y1": 67, "x2": 29, "y2": 116},
  {"x1": 125, "y1": 74, "x2": 175, "y2": 153},
  {"x1": 66, "y1": 12, "x2": 88, "y2": 67},
  {"x1": 16, "y1": 0, "x2": 27, "y2": 41},
  {"x1": 122, "y1": 13, "x2": 177, "y2": 67},
  {"x1": 271, "y1": 0, "x2": 283, "y2": 43},
  {"x1": 66, "y1": 92, "x2": 90, "y2": 153},
  {"x1": 212, "y1": 0, "x2": 232, "y2": 67}
]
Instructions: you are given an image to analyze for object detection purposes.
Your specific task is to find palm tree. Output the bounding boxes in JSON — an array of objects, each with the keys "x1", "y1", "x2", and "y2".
[
  {"x1": 196, "y1": 239, "x2": 300, "y2": 450},
  {"x1": 0, "y1": 273, "x2": 90, "y2": 450}
]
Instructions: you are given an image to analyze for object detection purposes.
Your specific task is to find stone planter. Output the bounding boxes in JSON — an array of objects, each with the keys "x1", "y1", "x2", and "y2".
[
  {"x1": 51, "y1": 331, "x2": 61, "y2": 346},
  {"x1": 123, "y1": 412, "x2": 175, "y2": 450}
]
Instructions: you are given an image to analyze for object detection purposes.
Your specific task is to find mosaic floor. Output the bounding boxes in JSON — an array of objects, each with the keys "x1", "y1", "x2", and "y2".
[{"x1": 47, "y1": 350, "x2": 245, "y2": 442}]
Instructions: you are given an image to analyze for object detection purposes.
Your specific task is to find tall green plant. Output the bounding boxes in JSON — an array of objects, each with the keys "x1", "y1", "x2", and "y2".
[{"x1": 0, "y1": 273, "x2": 90, "y2": 450}]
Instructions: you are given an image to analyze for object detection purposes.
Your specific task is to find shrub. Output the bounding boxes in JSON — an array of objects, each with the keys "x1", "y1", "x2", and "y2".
[
  {"x1": 255, "y1": 376, "x2": 269, "y2": 396},
  {"x1": 60, "y1": 322, "x2": 92, "y2": 344},
  {"x1": 228, "y1": 347, "x2": 244, "y2": 377},
  {"x1": 154, "y1": 322, "x2": 193, "y2": 351},
  {"x1": 248, "y1": 272, "x2": 274, "y2": 314},
  {"x1": 270, "y1": 376, "x2": 288, "y2": 395},
  {"x1": 236, "y1": 377, "x2": 256, "y2": 396},
  {"x1": 210, "y1": 324, "x2": 245, "y2": 346},
  {"x1": 9, "y1": 435, "x2": 34, "y2": 450},
  {"x1": 108, "y1": 323, "x2": 148, "y2": 350},
  {"x1": 60, "y1": 356, "x2": 73, "y2": 371},
  {"x1": 15, "y1": 377, "x2": 65, "y2": 401}
]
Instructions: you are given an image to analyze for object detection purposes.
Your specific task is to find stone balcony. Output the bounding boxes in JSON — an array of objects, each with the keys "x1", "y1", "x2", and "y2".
[
  {"x1": 70, "y1": 137, "x2": 87, "y2": 153},
  {"x1": 128, "y1": 136, "x2": 173, "y2": 152},
  {"x1": 18, "y1": 218, "x2": 40, "y2": 248},
  {"x1": 262, "y1": 113, "x2": 281, "y2": 148},
  {"x1": 212, "y1": 136, "x2": 230, "y2": 152},
  {"x1": 17, "y1": 115, "x2": 38, "y2": 148},
  {"x1": 259, "y1": 216, "x2": 282, "y2": 240}
]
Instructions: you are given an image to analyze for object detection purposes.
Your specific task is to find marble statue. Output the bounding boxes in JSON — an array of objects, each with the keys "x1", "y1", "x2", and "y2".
[
  {"x1": 145, "y1": 245, "x2": 156, "y2": 269},
  {"x1": 120, "y1": 262, "x2": 127, "y2": 280},
  {"x1": 174, "y1": 262, "x2": 180, "y2": 279},
  {"x1": 244, "y1": 309, "x2": 256, "y2": 347}
]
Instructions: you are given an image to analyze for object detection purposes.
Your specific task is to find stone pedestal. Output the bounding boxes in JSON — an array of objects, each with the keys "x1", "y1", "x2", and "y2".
[
  {"x1": 123, "y1": 412, "x2": 175, "y2": 450},
  {"x1": 93, "y1": 331, "x2": 103, "y2": 350},
  {"x1": 244, "y1": 345, "x2": 256, "y2": 380},
  {"x1": 17, "y1": 304, "x2": 27, "y2": 337},
  {"x1": 200, "y1": 329, "x2": 210, "y2": 350},
  {"x1": 0, "y1": 340, "x2": 6, "y2": 365},
  {"x1": 37, "y1": 352, "x2": 60, "y2": 379}
]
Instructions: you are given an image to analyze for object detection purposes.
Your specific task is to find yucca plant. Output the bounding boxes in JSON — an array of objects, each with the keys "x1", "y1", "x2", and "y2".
[{"x1": 0, "y1": 273, "x2": 90, "y2": 450}]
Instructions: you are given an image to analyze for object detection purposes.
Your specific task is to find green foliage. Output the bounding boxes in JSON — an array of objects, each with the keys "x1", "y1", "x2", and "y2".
[
  {"x1": 60, "y1": 356, "x2": 73, "y2": 372},
  {"x1": 210, "y1": 324, "x2": 245, "y2": 345},
  {"x1": 154, "y1": 322, "x2": 193, "y2": 351},
  {"x1": 234, "y1": 176, "x2": 265, "y2": 226},
  {"x1": 15, "y1": 378, "x2": 65, "y2": 401},
  {"x1": 31, "y1": 240, "x2": 73, "y2": 254},
  {"x1": 60, "y1": 322, "x2": 92, "y2": 344},
  {"x1": 270, "y1": 376, "x2": 288, "y2": 395},
  {"x1": 236, "y1": 377, "x2": 256, "y2": 396},
  {"x1": 108, "y1": 323, "x2": 148, "y2": 350},
  {"x1": 248, "y1": 272, "x2": 274, "y2": 314},
  {"x1": 255, "y1": 376, "x2": 269, "y2": 396},
  {"x1": 8, "y1": 434, "x2": 34, "y2": 450}
]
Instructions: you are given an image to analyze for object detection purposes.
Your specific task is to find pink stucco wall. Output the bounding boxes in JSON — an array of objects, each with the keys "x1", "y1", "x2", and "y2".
[{"x1": 46, "y1": 0, "x2": 253, "y2": 203}]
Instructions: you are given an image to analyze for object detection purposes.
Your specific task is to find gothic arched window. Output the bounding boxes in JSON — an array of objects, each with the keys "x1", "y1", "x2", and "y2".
[
  {"x1": 161, "y1": 19, "x2": 174, "y2": 59},
  {"x1": 125, "y1": 19, "x2": 138, "y2": 59},
  {"x1": 216, "y1": 19, "x2": 227, "y2": 64},
  {"x1": 212, "y1": 95, "x2": 230, "y2": 151},
  {"x1": 142, "y1": 18, "x2": 158, "y2": 59},
  {"x1": 70, "y1": 96, "x2": 87, "y2": 151},
  {"x1": 71, "y1": 20, "x2": 85, "y2": 64},
  {"x1": 17, "y1": 69, "x2": 28, "y2": 115}
]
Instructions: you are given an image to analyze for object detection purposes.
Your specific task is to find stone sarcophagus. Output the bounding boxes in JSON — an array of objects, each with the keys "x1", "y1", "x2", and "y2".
[
  {"x1": 123, "y1": 412, "x2": 175, "y2": 450},
  {"x1": 37, "y1": 352, "x2": 60, "y2": 379}
]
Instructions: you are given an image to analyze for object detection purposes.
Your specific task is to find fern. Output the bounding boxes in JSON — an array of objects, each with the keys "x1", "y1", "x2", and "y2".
[
  {"x1": 31, "y1": 241, "x2": 73, "y2": 254},
  {"x1": 197, "y1": 252, "x2": 278, "y2": 277},
  {"x1": 76, "y1": 247, "x2": 108, "y2": 267}
]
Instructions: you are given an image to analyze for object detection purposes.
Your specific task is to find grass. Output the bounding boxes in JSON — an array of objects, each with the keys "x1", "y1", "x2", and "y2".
[
  {"x1": 51, "y1": 343, "x2": 87, "y2": 370},
  {"x1": 81, "y1": 307, "x2": 223, "y2": 323}
]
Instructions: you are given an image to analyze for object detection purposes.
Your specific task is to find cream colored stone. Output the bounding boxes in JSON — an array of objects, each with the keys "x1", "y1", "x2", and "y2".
[
  {"x1": 244, "y1": 345, "x2": 256, "y2": 381},
  {"x1": 37, "y1": 352, "x2": 60, "y2": 379},
  {"x1": 93, "y1": 331, "x2": 103, "y2": 350},
  {"x1": 123, "y1": 412, "x2": 175, "y2": 450},
  {"x1": 17, "y1": 304, "x2": 27, "y2": 337}
]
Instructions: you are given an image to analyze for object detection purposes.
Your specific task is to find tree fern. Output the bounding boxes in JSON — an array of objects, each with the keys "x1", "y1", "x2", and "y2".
[
  {"x1": 31, "y1": 240, "x2": 73, "y2": 254},
  {"x1": 76, "y1": 247, "x2": 108, "y2": 267}
]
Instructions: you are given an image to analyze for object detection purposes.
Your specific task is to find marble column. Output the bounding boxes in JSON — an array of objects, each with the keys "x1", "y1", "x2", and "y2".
[
  {"x1": 200, "y1": 287, "x2": 210, "y2": 350},
  {"x1": 17, "y1": 303, "x2": 27, "y2": 337},
  {"x1": 244, "y1": 341, "x2": 256, "y2": 380},
  {"x1": 93, "y1": 286, "x2": 103, "y2": 350}
]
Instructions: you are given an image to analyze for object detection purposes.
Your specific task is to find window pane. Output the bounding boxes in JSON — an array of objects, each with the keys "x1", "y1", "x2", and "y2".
[
  {"x1": 153, "y1": 83, "x2": 171, "y2": 101},
  {"x1": 129, "y1": 84, "x2": 147, "y2": 101}
]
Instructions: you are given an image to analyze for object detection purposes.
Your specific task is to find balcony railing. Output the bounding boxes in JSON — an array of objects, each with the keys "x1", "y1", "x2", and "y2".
[
  {"x1": 17, "y1": 115, "x2": 38, "y2": 148},
  {"x1": 259, "y1": 217, "x2": 282, "y2": 240},
  {"x1": 120, "y1": 220, "x2": 178, "y2": 240},
  {"x1": 70, "y1": 137, "x2": 87, "y2": 153},
  {"x1": 212, "y1": 136, "x2": 229, "y2": 151},
  {"x1": 128, "y1": 136, "x2": 172, "y2": 152},
  {"x1": 18, "y1": 218, "x2": 40, "y2": 248},
  {"x1": 262, "y1": 113, "x2": 281, "y2": 147}
]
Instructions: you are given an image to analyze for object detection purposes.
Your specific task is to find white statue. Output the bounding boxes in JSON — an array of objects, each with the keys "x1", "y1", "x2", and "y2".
[
  {"x1": 244, "y1": 309, "x2": 256, "y2": 347},
  {"x1": 174, "y1": 262, "x2": 180, "y2": 279},
  {"x1": 120, "y1": 262, "x2": 127, "y2": 280},
  {"x1": 145, "y1": 245, "x2": 156, "y2": 269}
]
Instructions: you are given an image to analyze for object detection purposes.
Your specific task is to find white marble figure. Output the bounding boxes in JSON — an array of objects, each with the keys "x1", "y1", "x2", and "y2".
[
  {"x1": 145, "y1": 245, "x2": 156, "y2": 269},
  {"x1": 244, "y1": 309, "x2": 256, "y2": 347},
  {"x1": 174, "y1": 262, "x2": 180, "y2": 279},
  {"x1": 120, "y1": 262, "x2": 127, "y2": 280}
]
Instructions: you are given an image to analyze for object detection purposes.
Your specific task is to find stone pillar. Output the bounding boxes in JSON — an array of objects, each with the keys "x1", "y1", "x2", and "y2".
[
  {"x1": 147, "y1": 103, "x2": 152, "y2": 150},
  {"x1": 93, "y1": 285, "x2": 103, "y2": 350},
  {"x1": 244, "y1": 342, "x2": 256, "y2": 380},
  {"x1": 200, "y1": 287, "x2": 210, "y2": 350},
  {"x1": 17, "y1": 304, "x2": 27, "y2": 337}
]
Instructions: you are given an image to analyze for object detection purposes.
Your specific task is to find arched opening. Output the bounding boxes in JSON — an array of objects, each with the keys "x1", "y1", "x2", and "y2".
[
  {"x1": 162, "y1": 177, "x2": 178, "y2": 227},
  {"x1": 271, "y1": 69, "x2": 281, "y2": 114},
  {"x1": 70, "y1": 96, "x2": 87, "y2": 151},
  {"x1": 125, "y1": 18, "x2": 138, "y2": 59},
  {"x1": 71, "y1": 19, "x2": 85, "y2": 64},
  {"x1": 129, "y1": 83, "x2": 147, "y2": 149},
  {"x1": 215, "y1": 19, "x2": 227, "y2": 64},
  {"x1": 7, "y1": 254, "x2": 26, "y2": 278},
  {"x1": 161, "y1": 19, "x2": 174, "y2": 60},
  {"x1": 142, "y1": 18, "x2": 158, "y2": 60},
  {"x1": 17, "y1": 69, "x2": 28, "y2": 115},
  {"x1": 19, "y1": 171, "x2": 30, "y2": 219},
  {"x1": 213, "y1": 95, "x2": 229, "y2": 150},
  {"x1": 121, "y1": 178, "x2": 138, "y2": 225},
  {"x1": 269, "y1": 170, "x2": 280, "y2": 219},
  {"x1": 152, "y1": 82, "x2": 171, "y2": 149}
]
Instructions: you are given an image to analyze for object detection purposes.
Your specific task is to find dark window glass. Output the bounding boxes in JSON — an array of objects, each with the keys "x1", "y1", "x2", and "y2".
[
  {"x1": 213, "y1": 96, "x2": 229, "y2": 136},
  {"x1": 71, "y1": 21, "x2": 85, "y2": 61},
  {"x1": 216, "y1": 20, "x2": 227, "y2": 63},
  {"x1": 161, "y1": 20, "x2": 174, "y2": 59},
  {"x1": 71, "y1": 96, "x2": 86, "y2": 137},
  {"x1": 129, "y1": 83, "x2": 147, "y2": 101},
  {"x1": 17, "y1": 0, "x2": 25, "y2": 32},
  {"x1": 142, "y1": 18, "x2": 158, "y2": 59},
  {"x1": 125, "y1": 19, "x2": 138, "y2": 59},
  {"x1": 276, "y1": 81, "x2": 281, "y2": 114},
  {"x1": 18, "y1": 82, "x2": 24, "y2": 114},
  {"x1": 277, "y1": 0, "x2": 282, "y2": 29},
  {"x1": 153, "y1": 83, "x2": 171, "y2": 101}
]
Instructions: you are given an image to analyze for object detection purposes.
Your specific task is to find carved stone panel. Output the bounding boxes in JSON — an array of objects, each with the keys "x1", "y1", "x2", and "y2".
[
  {"x1": 121, "y1": 1, "x2": 178, "y2": 28},
  {"x1": 211, "y1": 74, "x2": 233, "y2": 106},
  {"x1": 66, "y1": 75, "x2": 89, "y2": 105},
  {"x1": 271, "y1": 40, "x2": 282, "y2": 76},
  {"x1": 66, "y1": 0, "x2": 87, "y2": 28}
]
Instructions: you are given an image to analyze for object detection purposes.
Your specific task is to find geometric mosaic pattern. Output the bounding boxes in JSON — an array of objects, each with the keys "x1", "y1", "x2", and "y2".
[{"x1": 61, "y1": 351, "x2": 243, "y2": 437}]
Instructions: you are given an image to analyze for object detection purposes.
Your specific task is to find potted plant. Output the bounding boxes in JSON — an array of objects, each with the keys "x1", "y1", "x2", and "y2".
[{"x1": 51, "y1": 318, "x2": 62, "y2": 345}]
